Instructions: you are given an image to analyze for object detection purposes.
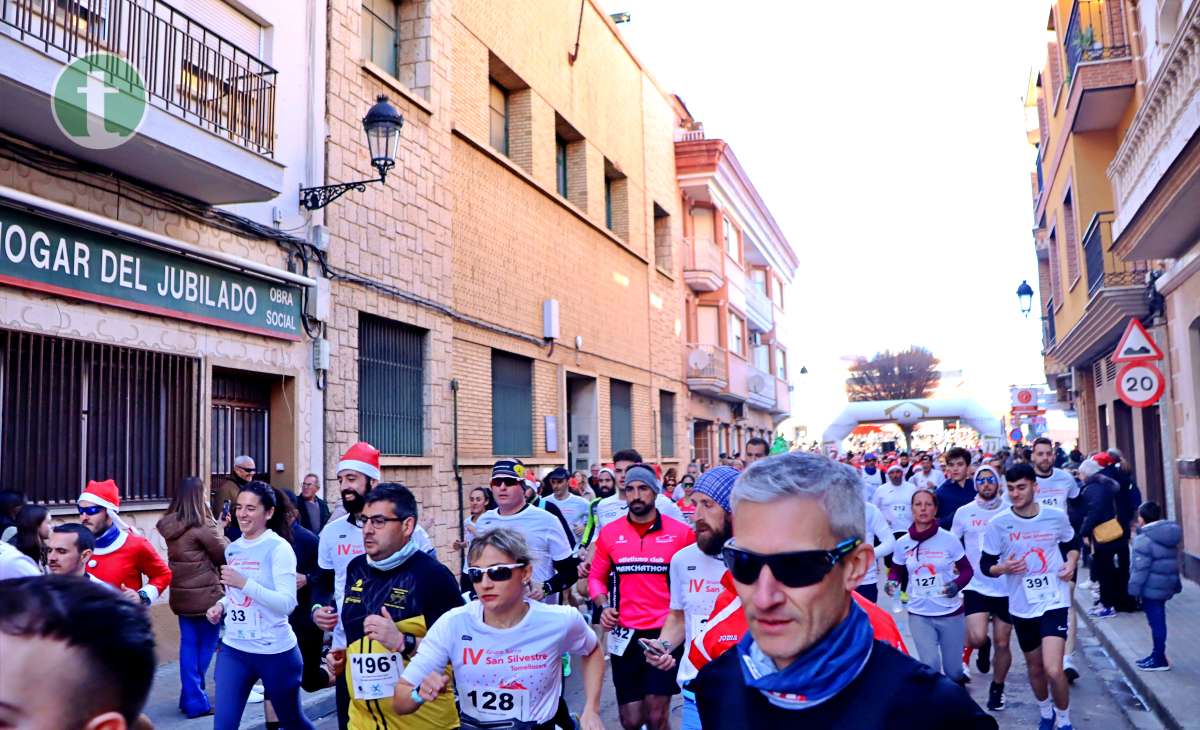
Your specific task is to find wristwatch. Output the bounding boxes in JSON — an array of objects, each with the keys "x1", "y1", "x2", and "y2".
[
  {"x1": 137, "y1": 590, "x2": 151, "y2": 606},
  {"x1": 541, "y1": 581, "x2": 553, "y2": 597}
]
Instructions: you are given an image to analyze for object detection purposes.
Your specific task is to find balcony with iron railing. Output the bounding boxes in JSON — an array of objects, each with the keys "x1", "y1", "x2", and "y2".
[
  {"x1": 1061, "y1": 0, "x2": 1134, "y2": 133},
  {"x1": 686, "y1": 344, "x2": 728, "y2": 398},
  {"x1": 683, "y1": 236, "x2": 724, "y2": 292},
  {"x1": 1082, "y1": 212, "x2": 1149, "y2": 296},
  {"x1": 1045, "y1": 298, "x2": 1057, "y2": 349},
  {"x1": 1, "y1": 0, "x2": 284, "y2": 203}
]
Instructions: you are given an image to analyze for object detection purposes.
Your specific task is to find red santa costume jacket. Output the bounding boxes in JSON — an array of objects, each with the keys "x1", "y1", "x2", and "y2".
[{"x1": 88, "y1": 528, "x2": 172, "y2": 601}]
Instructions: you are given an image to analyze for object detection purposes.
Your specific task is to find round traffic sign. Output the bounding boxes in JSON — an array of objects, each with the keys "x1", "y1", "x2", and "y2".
[
  {"x1": 1116, "y1": 362, "x2": 1165, "y2": 408},
  {"x1": 1009, "y1": 428, "x2": 1023, "y2": 442}
]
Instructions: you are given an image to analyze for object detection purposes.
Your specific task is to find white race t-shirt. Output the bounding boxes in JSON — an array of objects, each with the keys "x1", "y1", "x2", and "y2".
[
  {"x1": 911, "y1": 470, "x2": 945, "y2": 492},
  {"x1": 543, "y1": 493, "x2": 591, "y2": 539},
  {"x1": 399, "y1": 600, "x2": 597, "y2": 724},
  {"x1": 982, "y1": 506, "x2": 1075, "y2": 620},
  {"x1": 221, "y1": 531, "x2": 298, "y2": 654},
  {"x1": 859, "y1": 469, "x2": 883, "y2": 503},
  {"x1": 668, "y1": 544, "x2": 725, "y2": 684},
  {"x1": 594, "y1": 493, "x2": 685, "y2": 530},
  {"x1": 475, "y1": 506, "x2": 574, "y2": 590},
  {"x1": 894, "y1": 528, "x2": 966, "y2": 617},
  {"x1": 861, "y1": 502, "x2": 895, "y2": 587},
  {"x1": 951, "y1": 499, "x2": 1007, "y2": 598},
  {"x1": 873, "y1": 481, "x2": 917, "y2": 532},
  {"x1": 1034, "y1": 469, "x2": 1080, "y2": 511}
]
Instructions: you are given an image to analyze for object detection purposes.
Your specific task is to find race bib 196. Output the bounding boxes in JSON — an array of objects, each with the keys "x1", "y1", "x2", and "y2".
[
  {"x1": 608, "y1": 625, "x2": 634, "y2": 656},
  {"x1": 350, "y1": 652, "x2": 400, "y2": 700},
  {"x1": 224, "y1": 604, "x2": 262, "y2": 640},
  {"x1": 465, "y1": 687, "x2": 527, "y2": 719},
  {"x1": 1022, "y1": 573, "x2": 1059, "y2": 605}
]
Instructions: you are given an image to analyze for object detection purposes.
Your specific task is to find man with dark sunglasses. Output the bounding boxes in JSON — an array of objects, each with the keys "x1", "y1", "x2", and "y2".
[
  {"x1": 77, "y1": 478, "x2": 172, "y2": 606},
  {"x1": 475, "y1": 459, "x2": 578, "y2": 603},
  {"x1": 691, "y1": 452, "x2": 995, "y2": 728}
]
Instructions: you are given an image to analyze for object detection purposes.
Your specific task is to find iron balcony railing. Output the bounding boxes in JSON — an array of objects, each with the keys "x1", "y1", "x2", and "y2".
[
  {"x1": 686, "y1": 344, "x2": 728, "y2": 384},
  {"x1": 2, "y1": 0, "x2": 277, "y2": 156},
  {"x1": 1064, "y1": 0, "x2": 1130, "y2": 82},
  {"x1": 1082, "y1": 212, "x2": 1149, "y2": 296},
  {"x1": 1083, "y1": 218, "x2": 1106, "y2": 295}
]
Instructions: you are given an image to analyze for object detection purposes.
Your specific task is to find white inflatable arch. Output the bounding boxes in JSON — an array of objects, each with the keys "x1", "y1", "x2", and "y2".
[{"x1": 822, "y1": 398, "x2": 1003, "y2": 449}]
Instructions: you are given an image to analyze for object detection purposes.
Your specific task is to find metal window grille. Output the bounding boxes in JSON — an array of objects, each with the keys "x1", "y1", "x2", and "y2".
[
  {"x1": 491, "y1": 350, "x2": 532, "y2": 456},
  {"x1": 610, "y1": 379, "x2": 632, "y2": 453},
  {"x1": 659, "y1": 390, "x2": 675, "y2": 458},
  {"x1": 359, "y1": 314, "x2": 425, "y2": 456},
  {"x1": 0, "y1": 329, "x2": 199, "y2": 504},
  {"x1": 210, "y1": 368, "x2": 270, "y2": 478}
]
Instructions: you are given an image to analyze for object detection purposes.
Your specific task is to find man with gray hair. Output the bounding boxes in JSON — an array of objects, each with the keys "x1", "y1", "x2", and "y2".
[
  {"x1": 212, "y1": 454, "x2": 256, "y2": 529},
  {"x1": 691, "y1": 452, "x2": 994, "y2": 727}
]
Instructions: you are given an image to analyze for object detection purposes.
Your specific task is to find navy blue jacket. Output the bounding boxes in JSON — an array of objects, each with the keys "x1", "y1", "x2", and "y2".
[
  {"x1": 693, "y1": 639, "x2": 996, "y2": 728},
  {"x1": 935, "y1": 478, "x2": 975, "y2": 530}
]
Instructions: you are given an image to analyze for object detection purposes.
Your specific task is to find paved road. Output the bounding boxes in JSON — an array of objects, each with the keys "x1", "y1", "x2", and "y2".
[{"x1": 306, "y1": 594, "x2": 1159, "y2": 729}]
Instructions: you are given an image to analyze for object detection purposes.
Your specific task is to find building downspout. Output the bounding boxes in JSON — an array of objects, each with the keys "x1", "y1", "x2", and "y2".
[{"x1": 451, "y1": 379, "x2": 465, "y2": 568}]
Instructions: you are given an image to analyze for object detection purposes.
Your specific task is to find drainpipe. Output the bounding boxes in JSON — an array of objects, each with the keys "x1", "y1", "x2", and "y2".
[{"x1": 451, "y1": 379, "x2": 465, "y2": 567}]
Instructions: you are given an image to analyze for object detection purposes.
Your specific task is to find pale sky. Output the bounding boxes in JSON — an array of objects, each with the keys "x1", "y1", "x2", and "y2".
[{"x1": 604, "y1": 0, "x2": 1064, "y2": 435}]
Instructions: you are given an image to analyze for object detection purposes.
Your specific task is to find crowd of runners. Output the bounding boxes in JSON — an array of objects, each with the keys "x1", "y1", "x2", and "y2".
[{"x1": 0, "y1": 435, "x2": 1172, "y2": 729}]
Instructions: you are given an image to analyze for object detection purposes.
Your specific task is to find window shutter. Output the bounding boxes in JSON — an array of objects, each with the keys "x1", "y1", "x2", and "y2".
[
  {"x1": 167, "y1": 0, "x2": 263, "y2": 56},
  {"x1": 358, "y1": 314, "x2": 425, "y2": 456},
  {"x1": 492, "y1": 351, "x2": 533, "y2": 456}
]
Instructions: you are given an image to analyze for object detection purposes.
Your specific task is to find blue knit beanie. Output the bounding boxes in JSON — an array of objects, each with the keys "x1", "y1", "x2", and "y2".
[{"x1": 693, "y1": 466, "x2": 738, "y2": 513}]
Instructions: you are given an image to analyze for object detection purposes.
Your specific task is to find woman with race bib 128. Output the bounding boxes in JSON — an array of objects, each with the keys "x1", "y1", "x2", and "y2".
[{"x1": 393, "y1": 528, "x2": 606, "y2": 730}]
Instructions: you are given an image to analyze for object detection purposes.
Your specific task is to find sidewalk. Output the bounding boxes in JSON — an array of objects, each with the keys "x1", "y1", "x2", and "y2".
[
  {"x1": 1075, "y1": 579, "x2": 1200, "y2": 730},
  {"x1": 143, "y1": 660, "x2": 335, "y2": 729}
]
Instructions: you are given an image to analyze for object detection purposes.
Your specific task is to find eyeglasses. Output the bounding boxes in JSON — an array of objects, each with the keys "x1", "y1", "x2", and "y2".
[
  {"x1": 77, "y1": 505, "x2": 105, "y2": 516},
  {"x1": 722, "y1": 537, "x2": 862, "y2": 588},
  {"x1": 362, "y1": 516, "x2": 407, "y2": 529},
  {"x1": 465, "y1": 563, "x2": 526, "y2": 583},
  {"x1": 491, "y1": 478, "x2": 520, "y2": 487}
]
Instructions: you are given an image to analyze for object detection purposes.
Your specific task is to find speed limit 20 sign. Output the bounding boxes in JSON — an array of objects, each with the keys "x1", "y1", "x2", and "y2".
[{"x1": 1116, "y1": 362, "x2": 1165, "y2": 408}]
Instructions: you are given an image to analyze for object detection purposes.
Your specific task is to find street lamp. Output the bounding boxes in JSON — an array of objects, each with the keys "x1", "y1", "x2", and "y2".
[
  {"x1": 300, "y1": 95, "x2": 404, "y2": 210},
  {"x1": 1016, "y1": 280, "x2": 1034, "y2": 317}
]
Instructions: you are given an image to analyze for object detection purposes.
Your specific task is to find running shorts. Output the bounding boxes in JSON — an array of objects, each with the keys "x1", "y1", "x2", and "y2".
[
  {"x1": 609, "y1": 628, "x2": 683, "y2": 705},
  {"x1": 1012, "y1": 607, "x2": 1069, "y2": 653},
  {"x1": 962, "y1": 590, "x2": 1011, "y2": 623}
]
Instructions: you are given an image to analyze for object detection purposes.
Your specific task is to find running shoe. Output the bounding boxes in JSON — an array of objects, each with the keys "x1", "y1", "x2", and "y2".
[
  {"x1": 977, "y1": 637, "x2": 992, "y2": 674},
  {"x1": 986, "y1": 682, "x2": 1005, "y2": 712},
  {"x1": 247, "y1": 684, "x2": 265, "y2": 704},
  {"x1": 1137, "y1": 657, "x2": 1170, "y2": 672},
  {"x1": 1038, "y1": 716, "x2": 1054, "y2": 730},
  {"x1": 899, "y1": 590, "x2": 909, "y2": 605},
  {"x1": 1087, "y1": 606, "x2": 1116, "y2": 619}
]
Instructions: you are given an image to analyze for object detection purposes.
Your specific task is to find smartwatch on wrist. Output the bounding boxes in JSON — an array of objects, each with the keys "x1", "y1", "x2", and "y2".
[{"x1": 137, "y1": 590, "x2": 151, "y2": 606}]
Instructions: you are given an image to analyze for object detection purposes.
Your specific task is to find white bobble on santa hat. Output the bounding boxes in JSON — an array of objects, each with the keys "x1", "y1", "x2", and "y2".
[{"x1": 336, "y1": 442, "x2": 382, "y2": 480}]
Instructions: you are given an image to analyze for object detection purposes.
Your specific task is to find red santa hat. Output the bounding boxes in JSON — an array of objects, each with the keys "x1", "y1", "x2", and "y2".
[
  {"x1": 336, "y1": 442, "x2": 381, "y2": 480},
  {"x1": 78, "y1": 479, "x2": 134, "y2": 532},
  {"x1": 79, "y1": 479, "x2": 121, "y2": 512}
]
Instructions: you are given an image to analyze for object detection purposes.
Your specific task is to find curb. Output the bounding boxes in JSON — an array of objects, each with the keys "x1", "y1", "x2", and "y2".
[
  {"x1": 1074, "y1": 593, "x2": 1179, "y2": 730},
  {"x1": 280, "y1": 688, "x2": 337, "y2": 728}
]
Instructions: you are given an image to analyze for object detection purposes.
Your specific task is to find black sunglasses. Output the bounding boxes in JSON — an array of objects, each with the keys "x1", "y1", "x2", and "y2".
[
  {"x1": 722, "y1": 537, "x2": 862, "y2": 588},
  {"x1": 465, "y1": 563, "x2": 526, "y2": 584}
]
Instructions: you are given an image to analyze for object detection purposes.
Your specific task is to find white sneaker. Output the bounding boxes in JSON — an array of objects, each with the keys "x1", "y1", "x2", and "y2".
[{"x1": 247, "y1": 684, "x2": 265, "y2": 704}]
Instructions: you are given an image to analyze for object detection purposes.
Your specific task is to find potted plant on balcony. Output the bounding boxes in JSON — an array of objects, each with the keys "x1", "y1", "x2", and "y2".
[{"x1": 1071, "y1": 25, "x2": 1098, "y2": 58}]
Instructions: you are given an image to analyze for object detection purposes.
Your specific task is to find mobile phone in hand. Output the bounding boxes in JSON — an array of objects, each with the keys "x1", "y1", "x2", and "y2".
[
  {"x1": 638, "y1": 638, "x2": 666, "y2": 656},
  {"x1": 221, "y1": 500, "x2": 231, "y2": 520}
]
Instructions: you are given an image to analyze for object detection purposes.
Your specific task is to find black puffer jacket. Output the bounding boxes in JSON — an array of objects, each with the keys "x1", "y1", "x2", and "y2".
[{"x1": 1078, "y1": 474, "x2": 1120, "y2": 540}]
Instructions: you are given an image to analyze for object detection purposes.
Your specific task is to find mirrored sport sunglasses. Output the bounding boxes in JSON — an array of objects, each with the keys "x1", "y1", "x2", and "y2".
[
  {"x1": 465, "y1": 563, "x2": 526, "y2": 584},
  {"x1": 77, "y1": 505, "x2": 106, "y2": 515},
  {"x1": 722, "y1": 537, "x2": 862, "y2": 589},
  {"x1": 975, "y1": 475, "x2": 1000, "y2": 486}
]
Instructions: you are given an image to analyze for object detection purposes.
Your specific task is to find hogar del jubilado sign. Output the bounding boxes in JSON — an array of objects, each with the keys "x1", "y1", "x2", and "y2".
[{"x1": 0, "y1": 203, "x2": 303, "y2": 340}]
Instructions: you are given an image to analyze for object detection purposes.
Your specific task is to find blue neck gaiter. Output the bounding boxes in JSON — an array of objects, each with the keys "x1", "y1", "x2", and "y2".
[
  {"x1": 366, "y1": 538, "x2": 418, "y2": 571},
  {"x1": 736, "y1": 599, "x2": 874, "y2": 710},
  {"x1": 95, "y1": 524, "x2": 121, "y2": 550}
]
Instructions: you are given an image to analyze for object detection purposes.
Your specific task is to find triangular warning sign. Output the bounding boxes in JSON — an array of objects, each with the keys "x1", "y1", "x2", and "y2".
[{"x1": 1113, "y1": 318, "x2": 1163, "y2": 363}]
